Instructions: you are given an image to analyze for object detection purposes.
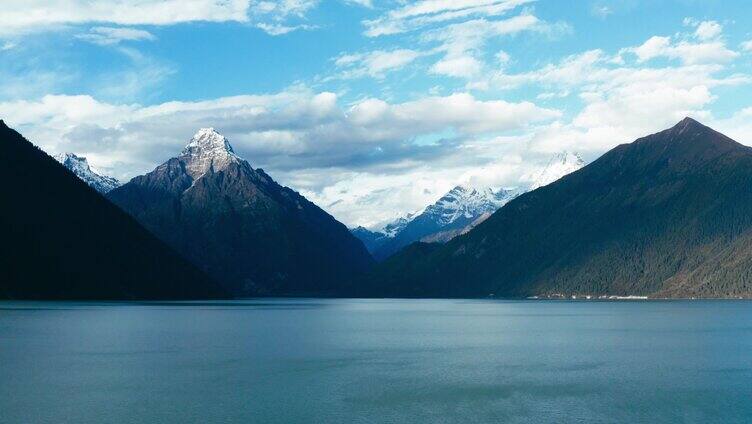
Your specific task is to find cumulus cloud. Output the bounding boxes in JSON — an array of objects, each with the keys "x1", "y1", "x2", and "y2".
[
  {"x1": 0, "y1": 88, "x2": 559, "y2": 224},
  {"x1": 692, "y1": 20, "x2": 723, "y2": 41},
  {"x1": 620, "y1": 20, "x2": 738, "y2": 65},
  {"x1": 627, "y1": 35, "x2": 738, "y2": 64}
]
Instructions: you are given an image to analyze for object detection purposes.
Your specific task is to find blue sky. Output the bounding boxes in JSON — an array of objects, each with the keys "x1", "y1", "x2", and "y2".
[{"x1": 2, "y1": 0, "x2": 752, "y2": 226}]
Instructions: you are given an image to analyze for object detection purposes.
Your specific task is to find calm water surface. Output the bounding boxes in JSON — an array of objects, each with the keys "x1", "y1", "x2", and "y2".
[{"x1": 1, "y1": 299, "x2": 751, "y2": 423}]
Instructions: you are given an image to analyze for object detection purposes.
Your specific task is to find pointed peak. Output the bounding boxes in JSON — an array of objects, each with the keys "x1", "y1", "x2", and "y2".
[
  {"x1": 184, "y1": 127, "x2": 235, "y2": 154},
  {"x1": 669, "y1": 117, "x2": 708, "y2": 135},
  {"x1": 677, "y1": 116, "x2": 701, "y2": 126},
  {"x1": 180, "y1": 128, "x2": 240, "y2": 179},
  {"x1": 54, "y1": 152, "x2": 90, "y2": 168},
  {"x1": 55, "y1": 152, "x2": 85, "y2": 161}
]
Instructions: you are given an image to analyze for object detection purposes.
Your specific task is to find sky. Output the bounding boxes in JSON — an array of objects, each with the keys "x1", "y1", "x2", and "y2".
[{"x1": 2, "y1": 0, "x2": 752, "y2": 227}]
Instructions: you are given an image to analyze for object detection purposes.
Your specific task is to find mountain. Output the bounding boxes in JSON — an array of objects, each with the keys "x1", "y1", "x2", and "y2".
[
  {"x1": 530, "y1": 151, "x2": 585, "y2": 190},
  {"x1": 107, "y1": 128, "x2": 373, "y2": 296},
  {"x1": 368, "y1": 186, "x2": 521, "y2": 260},
  {"x1": 356, "y1": 152, "x2": 584, "y2": 260},
  {"x1": 419, "y1": 211, "x2": 494, "y2": 243},
  {"x1": 0, "y1": 120, "x2": 225, "y2": 300},
  {"x1": 360, "y1": 118, "x2": 752, "y2": 299},
  {"x1": 350, "y1": 212, "x2": 417, "y2": 255},
  {"x1": 381, "y1": 212, "x2": 418, "y2": 237},
  {"x1": 350, "y1": 226, "x2": 391, "y2": 253},
  {"x1": 54, "y1": 152, "x2": 121, "y2": 194}
]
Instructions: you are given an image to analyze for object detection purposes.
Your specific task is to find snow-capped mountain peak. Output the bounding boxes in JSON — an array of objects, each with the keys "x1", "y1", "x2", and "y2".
[
  {"x1": 380, "y1": 211, "x2": 418, "y2": 237},
  {"x1": 54, "y1": 152, "x2": 120, "y2": 194},
  {"x1": 530, "y1": 151, "x2": 585, "y2": 190},
  {"x1": 180, "y1": 128, "x2": 240, "y2": 178},
  {"x1": 424, "y1": 184, "x2": 520, "y2": 226}
]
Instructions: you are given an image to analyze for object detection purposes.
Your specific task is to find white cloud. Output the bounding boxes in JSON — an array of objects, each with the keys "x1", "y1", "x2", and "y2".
[
  {"x1": 334, "y1": 3, "x2": 547, "y2": 82},
  {"x1": 430, "y1": 55, "x2": 484, "y2": 78},
  {"x1": 693, "y1": 20, "x2": 723, "y2": 41},
  {"x1": 255, "y1": 22, "x2": 316, "y2": 35},
  {"x1": 0, "y1": 89, "x2": 558, "y2": 224},
  {"x1": 77, "y1": 27, "x2": 156, "y2": 46},
  {"x1": 629, "y1": 36, "x2": 671, "y2": 61},
  {"x1": 621, "y1": 21, "x2": 737, "y2": 65},
  {"x1": 0, "y1": 0, "x2": 252, "y2": 36},
  {"x1": 710, "y1": 107, "x2": 752, "y2": 146},
  {"x1": 741, "y1": 40, "x2": 752, "y2": 52},
  {"x1": 363, "y1": 0, "x2": 535, "y2": 37},
  {"x1": 0, "y1": 0, "x2": 324, "y2": 37},
  {"x1": 334, "y1": 49, "x2": 425, "y2": 79},
  {"x1": 474, "y1": 21, "x2": 750, "y2": 155},
  {"x1": 627, "y1": 35, "x2": 738, "y2": 65},
  {"x1": 345, "y1": 0, "x2": 373, "y2": 7},
  {"x1": 423, "y1": 13, "x2": 547, "y2": 79},
  {"x1": 250, "y1": 0, "x2": 320, "y2": 35},
  {"x1": 348, "y1": 93, "x2": 559, "y2": 135}
]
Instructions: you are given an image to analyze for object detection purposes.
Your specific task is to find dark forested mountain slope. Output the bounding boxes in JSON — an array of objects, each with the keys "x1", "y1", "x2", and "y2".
[
  {"x1": 363, "y1": 118, "x2": 752, "y2": 298},
  {"x1": 108, "y1": 128, "x2": 373, "y2": 296},
  {"x1": 0, "y1": 121, "x2": 225, "y2": 300}
]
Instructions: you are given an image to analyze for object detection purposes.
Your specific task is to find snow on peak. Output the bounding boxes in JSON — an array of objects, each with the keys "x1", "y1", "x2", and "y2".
[
  {"x1": 424, "y1": 184, "x2": 521, "y2": 226},
  {"x1": 180, "y1": 127, "x2": 240, "y2": 178},
  {"x1": 54, "y1": 152, "x2": 120, "y2": 194},
  {"x1": 183, "y1": 128, "x2": 235, "y2": 154},
  {"x1": 55, "y1": 152, "x2": 88, "y2": 171},
  {"x1": 373, "y1": 211, "x2": 419, "y2": 237},
  {"x1": 530, "y1": 151, "x2": 585, "y2": 190}
]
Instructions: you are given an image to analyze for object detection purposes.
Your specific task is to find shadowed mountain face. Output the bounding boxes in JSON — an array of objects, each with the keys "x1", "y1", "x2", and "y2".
[
  {"x1": 0, "y1": 121, "x2": 225, "y2": 300},
  {"x1": 107, "y1": 128, "x2": 373, "y2": 296},
  {"x1": 362, "y1": 118, "x2": 752, "y2": 299}
]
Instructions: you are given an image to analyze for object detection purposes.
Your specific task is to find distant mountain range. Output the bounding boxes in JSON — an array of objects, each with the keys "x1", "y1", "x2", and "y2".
[
  {"x1": 107, "y1": 128, "x2": 373, "y2": 296},
  {"x1": 360, "y1": 118, "x2": 752, "y2": 299},
  {"x1": 353, "y1": 152, "x2": 585, "y2": 260},
  {"x1": 0, "y1": 121, "x2": 224, "y2": 300},
  {"x1": 55, "y1": 152, "x2": 121, "y2": 194}
]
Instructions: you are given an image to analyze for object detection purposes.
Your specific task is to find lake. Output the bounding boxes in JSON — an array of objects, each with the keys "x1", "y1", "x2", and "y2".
[{"x1": 1, "y1": 299, "x2": 751, "y2": 423}]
